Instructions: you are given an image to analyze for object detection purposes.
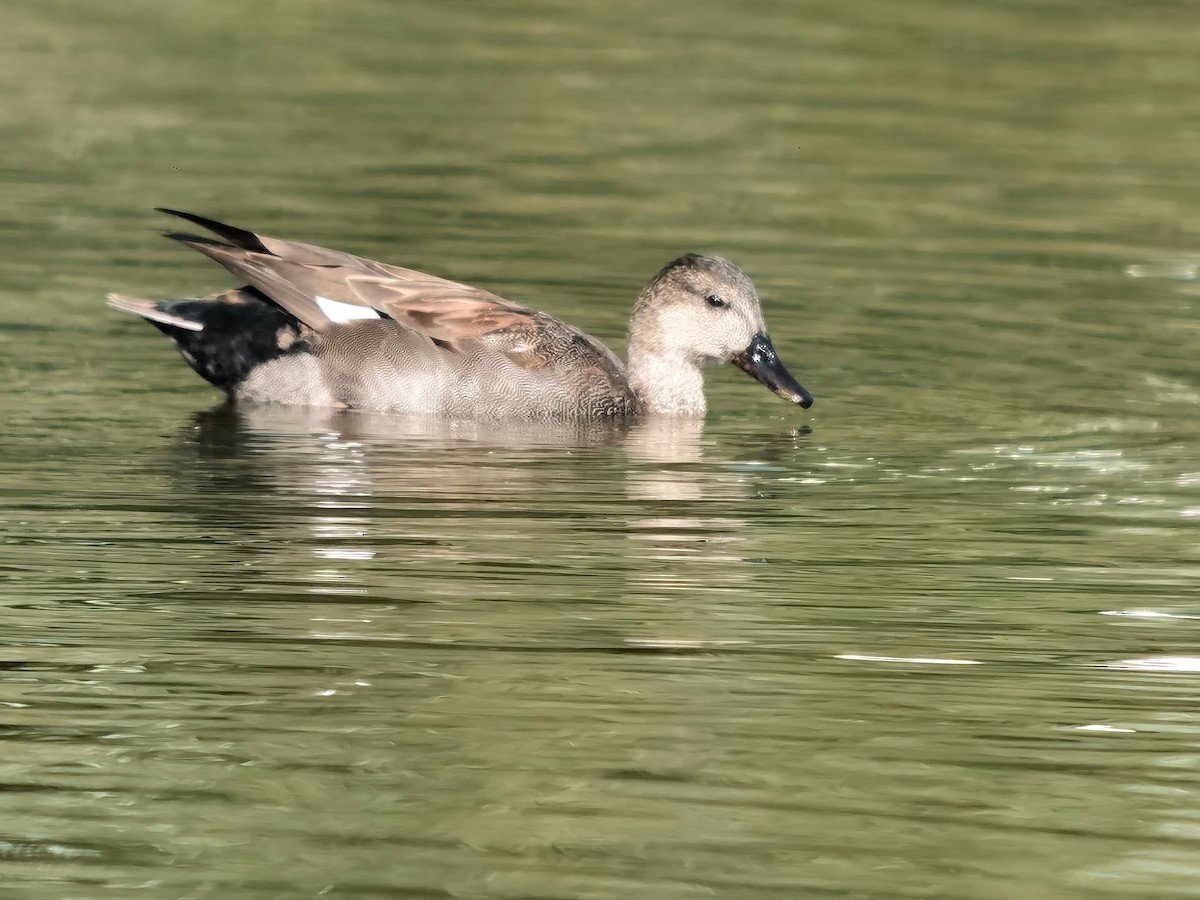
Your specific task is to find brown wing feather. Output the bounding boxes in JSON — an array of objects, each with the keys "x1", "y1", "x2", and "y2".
[
  {"x1": 160, "y1": 210, "x2": 555, "y2": 362},
  {"x1": 167, "y1": 235, "x2": 337, "y2": 328},
  {"x1": 343, "y1": 275, "x2": 539, "y2": 348},
  {"x1": 340, "y1": 272, "x2": 626, "y2": 389}
]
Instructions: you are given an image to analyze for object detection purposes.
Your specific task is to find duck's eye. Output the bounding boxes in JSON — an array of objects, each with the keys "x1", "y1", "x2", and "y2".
[{"x1": 705, "y1": 294, "x2": 726, "y2": 309}]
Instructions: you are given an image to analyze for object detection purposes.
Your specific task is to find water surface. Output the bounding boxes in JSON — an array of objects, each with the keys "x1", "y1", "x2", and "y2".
[{"x1": 3, "y1": 1, "x2": 1200, "y2": 897}]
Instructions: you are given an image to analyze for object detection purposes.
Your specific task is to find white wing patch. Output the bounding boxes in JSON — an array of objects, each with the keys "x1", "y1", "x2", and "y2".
[{"x1": 315, "y1": 295, "x2": 382, "y2": 323}]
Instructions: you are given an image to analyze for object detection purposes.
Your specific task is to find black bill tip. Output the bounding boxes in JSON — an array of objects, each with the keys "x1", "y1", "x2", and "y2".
[{"x1": 729, "y1": 332, "x2": 813, "y2": 409}]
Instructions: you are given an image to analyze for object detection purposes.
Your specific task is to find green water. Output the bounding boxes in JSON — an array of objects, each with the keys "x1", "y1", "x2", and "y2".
[{"x1": 3, "y1": 1, "x2": 1200, "y2": 897}]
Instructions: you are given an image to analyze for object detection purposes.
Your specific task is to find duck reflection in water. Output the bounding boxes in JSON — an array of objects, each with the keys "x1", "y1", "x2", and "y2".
[
  {"x1": 176, "y1": 405, "x2": 809, "y2": 600},
  {"x1": 162, "y1": 404, "x2": 817, "y2": 658}
]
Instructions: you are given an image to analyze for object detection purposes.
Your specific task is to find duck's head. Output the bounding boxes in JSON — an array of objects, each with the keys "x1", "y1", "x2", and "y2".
[{"x1": 629, "y1": 254, "x2": 813, "y2": 411}]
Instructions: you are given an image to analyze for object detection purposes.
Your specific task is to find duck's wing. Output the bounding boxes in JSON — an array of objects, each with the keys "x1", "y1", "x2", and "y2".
[
  {"x1": 156, "y1": 209, "x2": 626, "y2": 377},
  {"x1": 158, "y1": 209, "x2": 557, "y2": 351}
]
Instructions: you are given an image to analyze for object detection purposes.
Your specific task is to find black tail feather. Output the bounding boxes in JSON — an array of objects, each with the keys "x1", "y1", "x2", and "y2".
[
  {"x1": 118, "y1": 291, "x2": 306, "y2": 391},
  {"x1": 161, "y1": 230, "x2": 232, "y2": 248},
  {"x1": 155, "y1": 208, "x2": 273, "y2": 255}
]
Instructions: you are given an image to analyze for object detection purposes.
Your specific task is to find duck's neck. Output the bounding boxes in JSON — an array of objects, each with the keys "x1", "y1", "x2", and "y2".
[{"x1": 626, "y1": 339, "x2": 707, "y2": 417}]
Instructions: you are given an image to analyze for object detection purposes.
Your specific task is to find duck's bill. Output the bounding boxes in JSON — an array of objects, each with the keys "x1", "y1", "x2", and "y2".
[{"x1": 729, "y1": 332, "x2": 813, "y2": 409}]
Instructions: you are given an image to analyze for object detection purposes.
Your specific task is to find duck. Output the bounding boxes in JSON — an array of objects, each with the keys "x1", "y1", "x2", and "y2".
[{"x1": 107, "y1": 209, "x2": 813, "y2": 420}]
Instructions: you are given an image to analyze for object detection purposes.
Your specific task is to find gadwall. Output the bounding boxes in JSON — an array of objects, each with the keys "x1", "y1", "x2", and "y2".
[{"x1": 108, "y1": 209, "x2": 813, "y2": 420}]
